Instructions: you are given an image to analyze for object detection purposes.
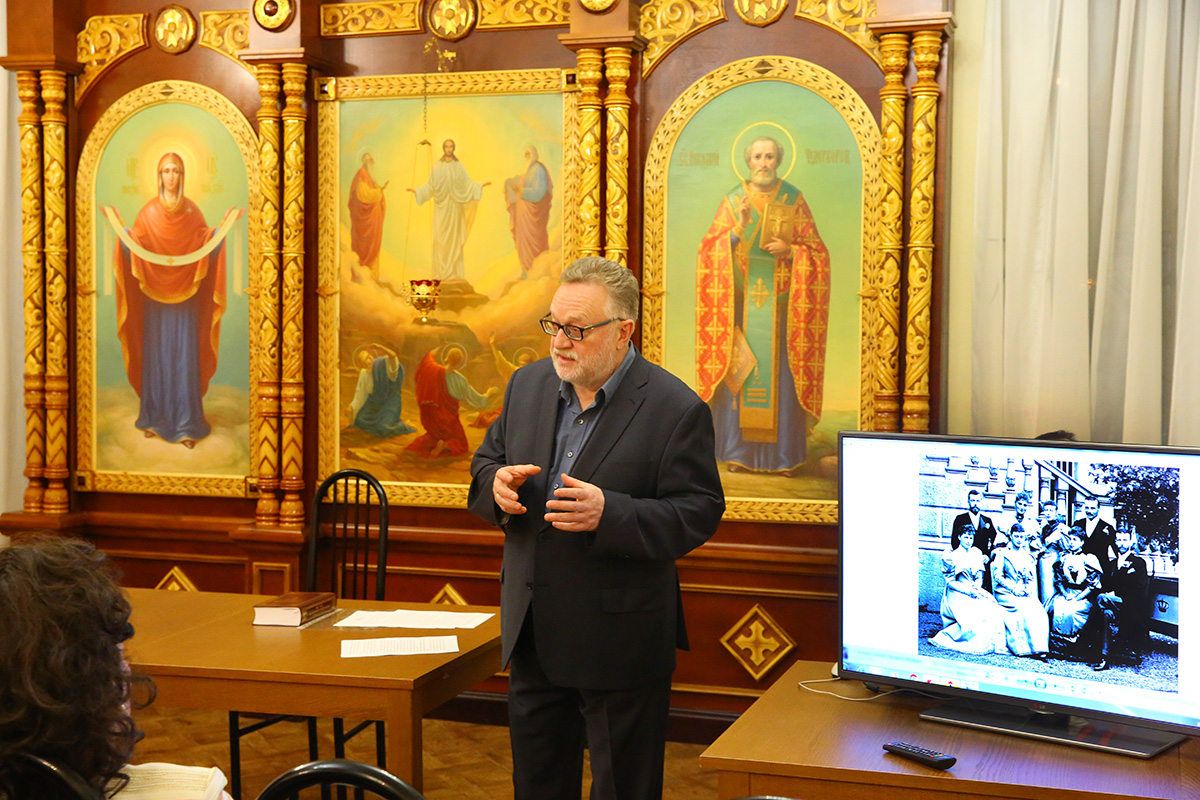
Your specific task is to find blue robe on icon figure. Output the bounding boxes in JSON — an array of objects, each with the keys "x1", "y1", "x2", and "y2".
[{"x1": 349, "y1": 354, "x2": 416, "y2": 438}]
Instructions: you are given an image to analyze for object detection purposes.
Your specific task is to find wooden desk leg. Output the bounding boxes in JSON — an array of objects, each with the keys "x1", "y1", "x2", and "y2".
[
  {"x1": 717, "y1": 771, "x2": 750, "y2": 800},
  {"x1": 385, "y1": 691, "x2": 422, "y2": 791}
]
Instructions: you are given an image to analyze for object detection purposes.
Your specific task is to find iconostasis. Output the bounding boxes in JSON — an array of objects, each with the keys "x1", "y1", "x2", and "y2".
[{"x1": 1, "y1": 0, "x2": 952, "y2": 715}]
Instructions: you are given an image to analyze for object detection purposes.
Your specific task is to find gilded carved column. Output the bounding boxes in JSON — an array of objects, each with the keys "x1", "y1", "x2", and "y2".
[
  {"x1": 278, "y1": 62, "x2": 307, "y2": 527},
  {"x1": 18, "y1": 72, "x2": 45, "y2": 513},
  {"x1": 603, "y1": 47, "x2": 631, "y2": 267},
  {"x1": 577, "y1": 48, "x2": 603, "y2": 257},
  {"x1": 903, "y1": 29, "x2": 942, "y2": 433},
  {"x1": 256, "y1": 63, "x2": 283, "y2": 526},
  {"x1": 875, "y1": 32, "x2": 908, "y2": 433},
  {"x1": 40, "y1": 71, "x2": 69, "y2": 514}
]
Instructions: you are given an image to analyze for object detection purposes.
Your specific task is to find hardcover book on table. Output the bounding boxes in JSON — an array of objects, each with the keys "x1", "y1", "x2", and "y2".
[{"x1": 252, "y1": 591, "x2": 337, "y2": 626}]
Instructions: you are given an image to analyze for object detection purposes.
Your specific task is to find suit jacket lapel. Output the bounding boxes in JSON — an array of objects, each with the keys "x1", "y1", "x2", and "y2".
[
  {"x1": 529, "y1": 366, "x2": 560, "y2": 494},
  {"x1": 572, "y1": 354, "x2": 648, "y2": 482}
]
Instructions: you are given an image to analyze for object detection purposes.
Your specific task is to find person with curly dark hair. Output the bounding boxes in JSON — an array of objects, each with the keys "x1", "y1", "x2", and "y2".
[{"x1": 0, "y1": 534, "x2": 230, "y2": 799}]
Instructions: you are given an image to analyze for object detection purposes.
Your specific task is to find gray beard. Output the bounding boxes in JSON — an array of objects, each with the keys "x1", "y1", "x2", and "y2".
[{"x1": 749, "y1": 172, "x2": 777, "y2": 189}]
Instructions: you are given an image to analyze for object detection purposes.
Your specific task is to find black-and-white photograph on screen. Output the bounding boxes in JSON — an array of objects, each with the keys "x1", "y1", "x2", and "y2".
[{"x1": 916, "y1": 452, "x2": 1179, "y2": 692}]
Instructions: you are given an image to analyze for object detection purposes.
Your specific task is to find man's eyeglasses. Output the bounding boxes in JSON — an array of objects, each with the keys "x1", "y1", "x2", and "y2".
[{"x1": 540, "y1": 317, "x2": 619, "y2": 341}]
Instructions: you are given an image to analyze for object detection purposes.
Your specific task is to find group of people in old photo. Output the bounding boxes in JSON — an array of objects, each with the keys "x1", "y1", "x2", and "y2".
[{"x1": 929, "y1": 488, "x2": 1154, "y2": 672}]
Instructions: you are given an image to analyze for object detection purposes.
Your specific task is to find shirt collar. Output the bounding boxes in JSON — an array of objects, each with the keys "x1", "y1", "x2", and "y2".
[{"x1": 558, "y1": 343, "x2": 637, "y2": 408}]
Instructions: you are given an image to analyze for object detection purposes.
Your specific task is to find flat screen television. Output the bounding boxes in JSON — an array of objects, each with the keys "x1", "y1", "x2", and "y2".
[{"x1": 838, "y1": 430, "x2": 1192, "y2": 758}]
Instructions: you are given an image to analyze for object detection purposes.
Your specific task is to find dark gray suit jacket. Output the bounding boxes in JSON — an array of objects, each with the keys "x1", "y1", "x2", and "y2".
[{"x1": 468, "y1": 351, "x2": 725, "y2": 691}]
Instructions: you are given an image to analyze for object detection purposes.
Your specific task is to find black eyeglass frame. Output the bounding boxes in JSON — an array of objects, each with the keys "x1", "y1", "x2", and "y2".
[{"x1": 539, "y1": 316, "x2": 620, "y2": 341}]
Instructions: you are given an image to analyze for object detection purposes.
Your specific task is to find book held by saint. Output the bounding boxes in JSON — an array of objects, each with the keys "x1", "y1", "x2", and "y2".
[{"x1": 253, "y1": 591, "x2": 337, "y2": 626}]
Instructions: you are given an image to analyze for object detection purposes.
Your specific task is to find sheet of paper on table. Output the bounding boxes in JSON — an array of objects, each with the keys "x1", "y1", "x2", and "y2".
[
  {"x1": 334, "y1": 609, "x2": 494, "y2": 629},
  {"x1": 340, "y1": 635, "x2": 460, "y2": 658}
]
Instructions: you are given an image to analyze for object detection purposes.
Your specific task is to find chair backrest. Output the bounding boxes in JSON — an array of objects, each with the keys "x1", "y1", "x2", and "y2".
[
  {"x1": 253, "y1": 759, "x2": 426, "y2": 800},
  {"x1": 2, "y1": 753, "x2": 105, "y2": 800},
  {"x1": 307, "y1": 469, "x2": 389, "y2": 600}
]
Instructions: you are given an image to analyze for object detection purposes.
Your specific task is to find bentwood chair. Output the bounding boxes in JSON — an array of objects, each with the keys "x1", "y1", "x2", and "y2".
[
  {"x1": 228, "y1": 469, "x2": 390, "y2": 799},
  {"x1": 3, "y1": 753, "x2": 105, "y2": 800},
  {"x1": 254, "y1": 759, "x2": 425, "y2": 800}
]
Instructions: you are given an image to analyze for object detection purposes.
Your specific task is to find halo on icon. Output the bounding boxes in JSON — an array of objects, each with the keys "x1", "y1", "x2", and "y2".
[{"x1": 731, "y1": 122, "x2": 797, "y2": 183}]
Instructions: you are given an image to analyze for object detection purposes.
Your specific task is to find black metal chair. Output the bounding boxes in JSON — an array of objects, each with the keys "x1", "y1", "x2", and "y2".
[
  {"x1": 3, "y1": 753, "x2": 105, "y2": 800},
  {"x1": 229, "y1": 469, "x2": 390, "y2": 799},
  {"x1": 253, "y1": 759, "x2": 425, "y2": 800}
]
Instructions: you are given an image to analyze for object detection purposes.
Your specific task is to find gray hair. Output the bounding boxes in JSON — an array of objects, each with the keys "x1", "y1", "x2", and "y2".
[
  {"x1": 560, "y1": 256, "x2": 639, "y2": 321},
  {"x1": 743, "y1": 136, "x2": 784, "y2": 167}
]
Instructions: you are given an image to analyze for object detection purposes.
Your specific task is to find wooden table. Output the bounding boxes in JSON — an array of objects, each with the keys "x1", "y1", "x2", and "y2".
[
  {"x1": 701, "y1": 661, "x2": 1200, "y2": 800},
  {"x1": 125, "y1": 587, "x2": 502, "y2": 791}
]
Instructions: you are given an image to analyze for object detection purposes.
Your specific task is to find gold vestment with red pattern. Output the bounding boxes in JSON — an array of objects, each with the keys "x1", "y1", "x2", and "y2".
[{"x1": 695, "y1": 179, "x2": 830, "y2": 438}]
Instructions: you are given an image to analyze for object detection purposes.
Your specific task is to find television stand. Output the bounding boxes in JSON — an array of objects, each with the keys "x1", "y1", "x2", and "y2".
[{"x1": 920, "y1": 698, "x2": 1187, "y2": 759}]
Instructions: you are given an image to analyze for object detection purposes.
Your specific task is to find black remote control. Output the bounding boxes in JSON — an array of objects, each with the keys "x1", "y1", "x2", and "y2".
[{"x1": 882, "y1": 741, "x2": 956, "y2": 769}]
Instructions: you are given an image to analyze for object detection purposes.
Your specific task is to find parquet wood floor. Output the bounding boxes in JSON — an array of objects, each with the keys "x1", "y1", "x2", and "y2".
[{"x1": 132, "y1": 705, "x2": 718, "y2": 800}]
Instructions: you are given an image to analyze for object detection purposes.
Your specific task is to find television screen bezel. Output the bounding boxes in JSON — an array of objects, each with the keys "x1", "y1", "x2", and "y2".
[{"x1": 836, "y1": 429, "x2": 1193, "y2": 750}]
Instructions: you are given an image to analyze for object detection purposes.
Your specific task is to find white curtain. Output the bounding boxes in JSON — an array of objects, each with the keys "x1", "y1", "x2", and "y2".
[
  {"x1": 0, "y1": 7, "x2": 24, "y2": 515},
  {"x1": 972, "y1": 0, "x2": 1200, "y2": 445}
]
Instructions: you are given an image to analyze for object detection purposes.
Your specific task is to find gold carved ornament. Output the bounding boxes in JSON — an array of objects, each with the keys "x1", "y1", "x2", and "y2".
[
  {"x1": 426, "y1": 0, "x2": 478, "y2": 41},
  {"x1": 577, "y1": 49, "x2": 604, "y2": 257},
  {"x1": 73, "y1": 81, "x2": 261, "y2": 497},
  {"x1": 278, "y1": 64, "x2": 309, "y2": 526},
  {"x1": 255, "y1": 63, "x2": 284, "y2": 526},
  {"x1": 580, "y1": 0, "x2": 619, "y2": 11},
  {"x1": 255, "y1": 0, "x2": 297, "y2": 30},
  {"x1": 872, "y1": 31, "x2": 908, "y2": 433},
  {"x1": 478, "y1": 0, "x2": 569, "y2": 29},
  {"x1": 902, "y1": 29, "x2": 942, "y2": 434},
  {"x1": 320, "y1": 1, "x2": 422, "y2": 36},
  {"x1": 41, "y1": 72, "x2": 70, "y2": 514},
  {"x1": 603, "y1": 48, "x2": 632, "y2": 266},
  {"x1": 18, "y1": 72, "x2": 45, "y2": 513},
  {"x1": 640, "y1": 0, "x2": 726, "y2": 79},
  {"x1": 199, "y1": 10, "x2": 255, "y2": 75},
  {"x1": 315, "y1": 94, "x2": 339, "y2": 484},
  {"x1": 75, "y1": 14, "x2": 149, "y2": 106},
  {"x1": 156, "y1": 566, "x2": 199, "y2": 591},
  {"x1": 720, "y1": 604, "x2": 795, "y2": 681},
  {"x1": 734, "y1": 0, "x2": 787, "y2": 27},
  {"x1": 433, "y1": 584, "x2": 469, "y2": 605},
  {"x1": 797, "y1": 0, "x2": 881, "y2": 67},
  {"x1": 153, "y1": 5, "x2": 197, "y2": 54}
]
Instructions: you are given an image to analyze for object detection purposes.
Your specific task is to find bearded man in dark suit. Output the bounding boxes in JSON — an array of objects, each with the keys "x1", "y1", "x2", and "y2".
[
  {"x1": 468, "y1": 256, "x2": 725, "y2": 800},
  {"x1": 951, "y1": 488, "x2": 999, "y2": 591}
]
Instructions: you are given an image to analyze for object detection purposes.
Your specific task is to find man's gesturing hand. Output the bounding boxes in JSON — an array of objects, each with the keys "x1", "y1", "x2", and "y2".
[
  {"x1": 493, "y1": 464, "x2": 541, "y2": 515},
  {"x1": 545, "y1": 473, "x2": 604, "y2": 531}
]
